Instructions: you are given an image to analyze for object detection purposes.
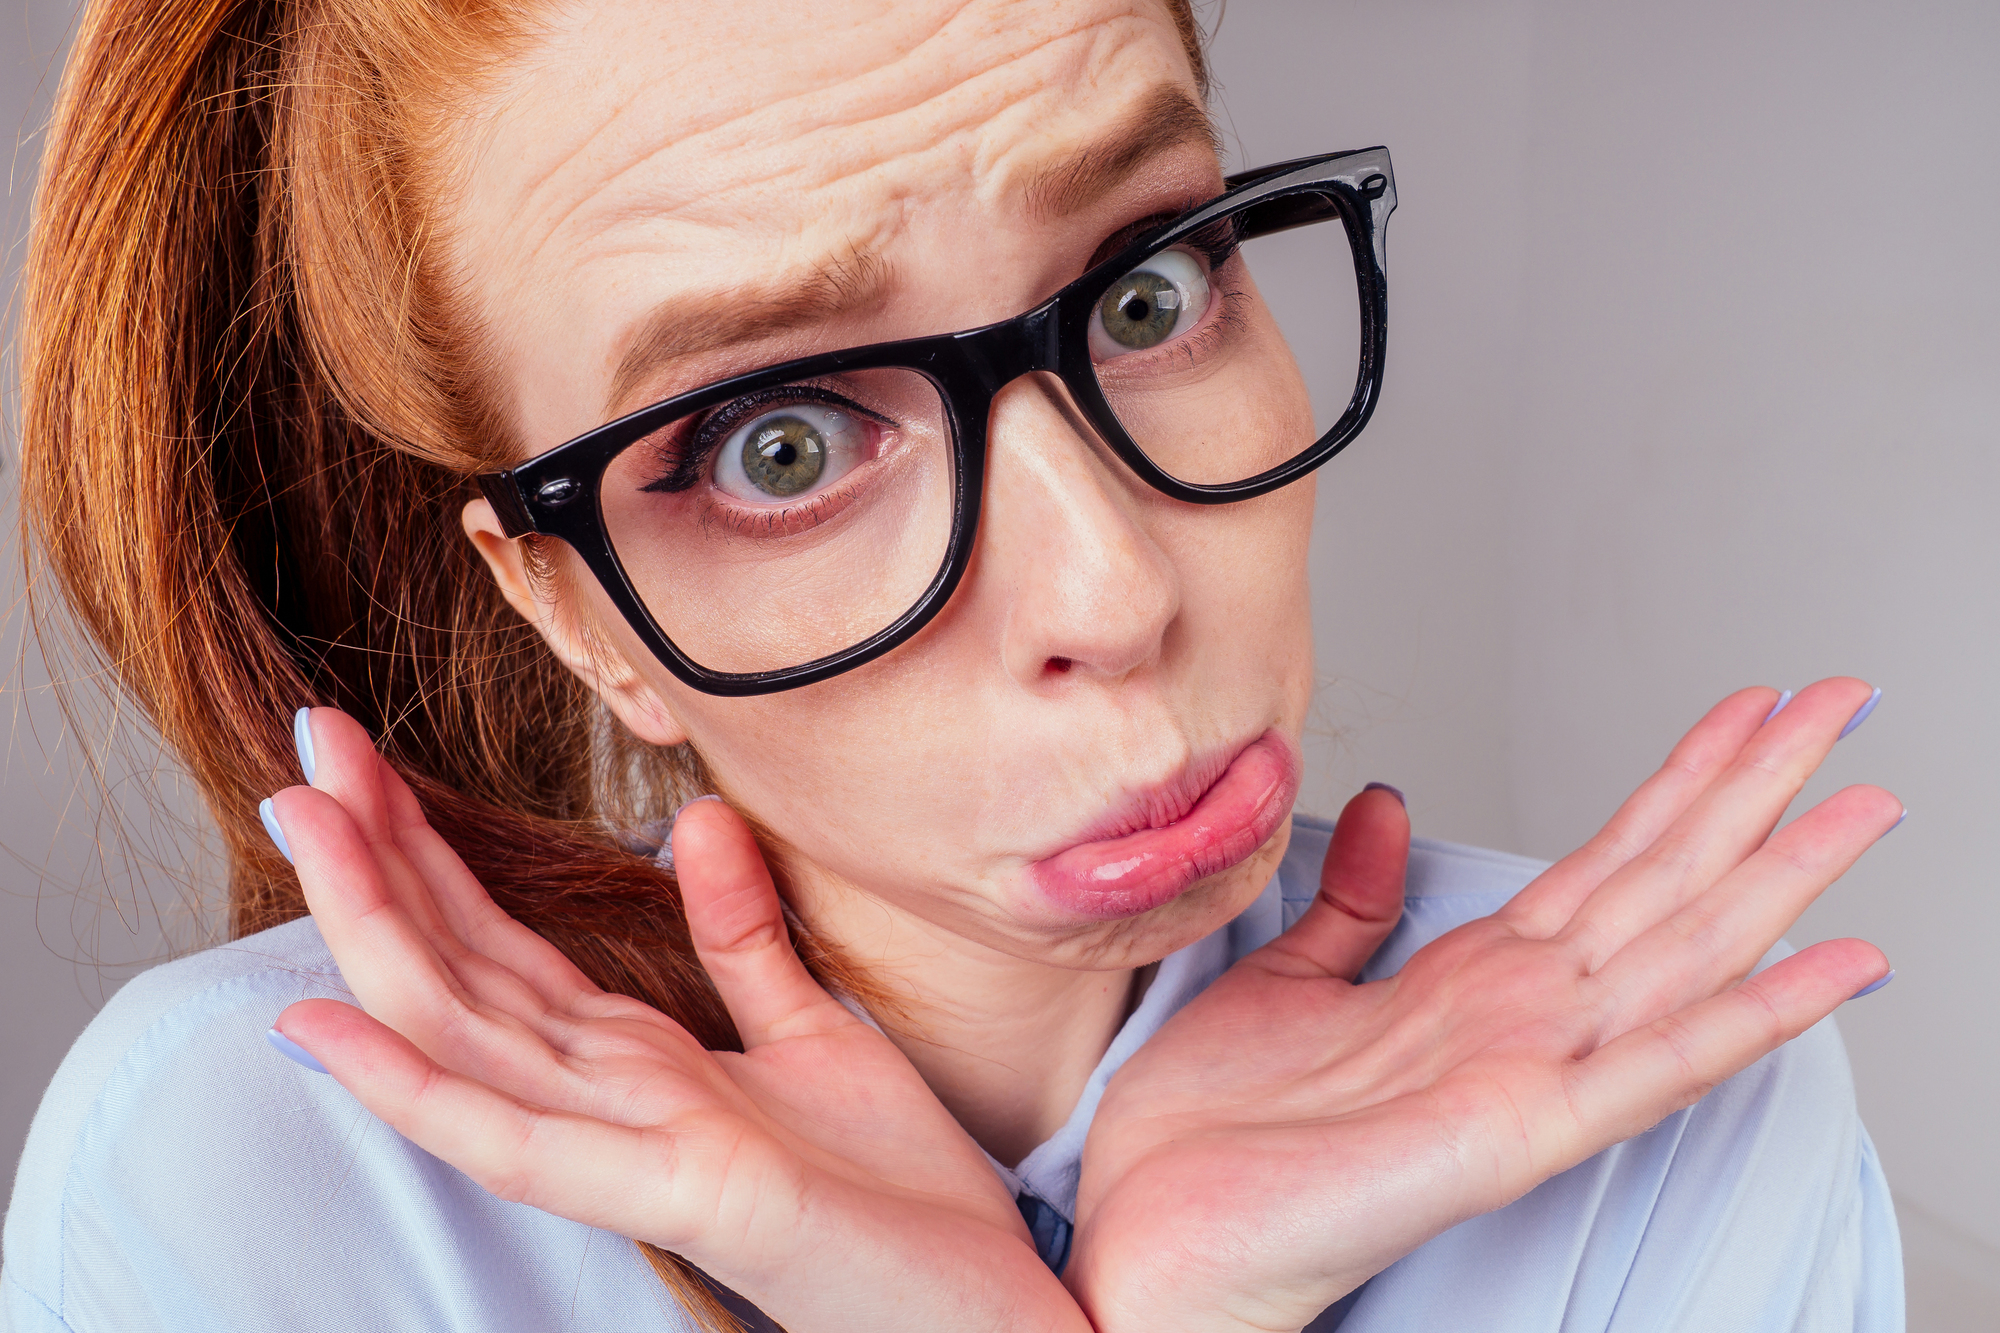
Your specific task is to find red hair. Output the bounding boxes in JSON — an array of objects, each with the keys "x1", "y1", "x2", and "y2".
[{"x1": 17, "y1": 0, "x2": 1209, "y2": 1325}]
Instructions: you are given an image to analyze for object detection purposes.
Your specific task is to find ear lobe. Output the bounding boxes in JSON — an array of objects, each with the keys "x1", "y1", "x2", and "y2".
[
  {"x1": 597, "y1": 679, "x2": 691, "y2": 749},
  {"x1": 459, "y1": 498, "x2": 692, "y2": 749}
]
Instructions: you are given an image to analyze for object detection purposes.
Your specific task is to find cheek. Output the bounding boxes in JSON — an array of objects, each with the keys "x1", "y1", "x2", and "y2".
[
  {"x1": 661, "y1": 657, "x2": 976, "y2": 873},
  {"x1": 1169, "y1": 481, "x2": 1317, "y2": 677}
]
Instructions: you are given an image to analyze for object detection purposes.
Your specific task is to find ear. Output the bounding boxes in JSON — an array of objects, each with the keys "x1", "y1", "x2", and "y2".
[{"x1": 461, "y1": 498, "x2": 691, "y2": 748}]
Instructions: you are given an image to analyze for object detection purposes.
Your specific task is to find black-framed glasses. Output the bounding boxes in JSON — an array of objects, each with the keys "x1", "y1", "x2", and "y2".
[{"x1": 477, "y1": 147, "x2": 1396, "y2": 696}]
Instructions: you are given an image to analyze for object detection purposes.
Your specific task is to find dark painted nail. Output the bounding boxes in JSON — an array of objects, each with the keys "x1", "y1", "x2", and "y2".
[
  {"x1": 1850, "y1": 969, "x2": 1895, "y2": 1000},
  {"x1": 1838, "y1": 687, "x2": 1882, "y2": 740},
  {"x1": 267, "y1": 1028, "x2": 328, "y2": 1074},
  {"x1": 1363, "y1": 782, "x2": 1406, "y2": 808}
]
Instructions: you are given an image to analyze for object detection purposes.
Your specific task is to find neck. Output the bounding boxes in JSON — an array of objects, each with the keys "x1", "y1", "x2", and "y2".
[{"x1": 791, "y1": 876, "x2": 1139, "y2": 1168}]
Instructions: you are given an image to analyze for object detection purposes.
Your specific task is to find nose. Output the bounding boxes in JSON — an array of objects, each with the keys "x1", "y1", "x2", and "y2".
[{"x1": 977, "y1": 373, "x2": 1180, "y2": 688}]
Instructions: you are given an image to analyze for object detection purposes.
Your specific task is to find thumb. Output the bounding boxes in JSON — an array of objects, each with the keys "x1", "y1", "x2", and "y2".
[
  {"x1": 1264, "y1": 785, "x2": 1409, "y2": 979},
  {"x1": 672, "y1": 797, "x2": 851, "y2": 1048}
]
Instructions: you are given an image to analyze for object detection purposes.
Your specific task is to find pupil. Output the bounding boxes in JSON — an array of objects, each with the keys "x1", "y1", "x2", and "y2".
[
  {"x1": 772, "y1": 442, "x2": 798, "y2": 466},
  {"x1": 1123, "y1": 295, "x2": 1151, "y2": 321}
]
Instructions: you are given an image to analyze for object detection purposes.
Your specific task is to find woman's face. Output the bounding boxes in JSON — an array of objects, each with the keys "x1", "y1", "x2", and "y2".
[{"x1": 457, "y1": 0, "x2": 1319, "y2": 971}]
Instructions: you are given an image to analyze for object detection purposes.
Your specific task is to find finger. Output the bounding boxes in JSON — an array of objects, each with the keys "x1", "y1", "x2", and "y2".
[
  {"x1": 298, "y1": 708, "x2": 598, "y2": 1016},
  {"x1": 1262, "y1": 789, "x2": 1409, "y2": 980},
  {"x1": 672, "y1": 797, "x2": 855, "y2": 1049},
  {"x1": 1588, "y1": 784, "x2": 1901, "y2": 1034},
  {"x1": 1502, "y1": 686, "x2": 1779, "y2": 936},
  {"x1": 1556, "y1": 676, "x2": 1878, "y2": 967},
  {"x1": 302, "y1": 709, "x2": 462, "y2": 944},
  {"x1": 272, "y1": 784, "x2": 587, "y2": 1095},
  {"x1": 272, "y1": 998, "x2": 726, "y2": 1251},
  {"x1": 1554, "y1": 937, "x2": 1887, "y2": 1161},
  {"x1": 371, "y1": 737, "x2": 600, "y2": 1010}
]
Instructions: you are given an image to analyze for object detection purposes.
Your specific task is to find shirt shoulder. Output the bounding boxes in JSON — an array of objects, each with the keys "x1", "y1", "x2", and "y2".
[
  {"x1": 2, "y1": 918, "x2": 690, "y2": 1332},
  {"x1": 4, "y1": 917, "x2": 345, "y2": 1298}
]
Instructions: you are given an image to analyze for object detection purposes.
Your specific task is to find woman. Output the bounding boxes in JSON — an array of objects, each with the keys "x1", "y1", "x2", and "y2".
[{"x1": 4, "y1": 0, "x2": 1901, "y2": 1329}]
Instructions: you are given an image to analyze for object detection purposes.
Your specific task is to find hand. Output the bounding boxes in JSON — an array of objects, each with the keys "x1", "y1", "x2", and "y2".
[
  {"x1": 1065, "y1": 679, "x2": 1897, "y2": 1333},
  {"x1": 267, "y1": 709, "x2": 1087, "y2": 1333}
]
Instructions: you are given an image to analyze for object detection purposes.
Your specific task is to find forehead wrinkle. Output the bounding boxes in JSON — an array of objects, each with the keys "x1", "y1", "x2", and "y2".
[
  {"x1": 475, "y1": 12, "x2": 959, "y2": 271},
  {"x1": 492, "y1": 4, "x2": 1175, "y2": 279}
]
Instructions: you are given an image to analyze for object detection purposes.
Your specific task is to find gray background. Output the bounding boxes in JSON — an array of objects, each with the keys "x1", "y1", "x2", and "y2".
[{"x1": 4, "y1": 0, "x2": 1996, "y2": 1327}]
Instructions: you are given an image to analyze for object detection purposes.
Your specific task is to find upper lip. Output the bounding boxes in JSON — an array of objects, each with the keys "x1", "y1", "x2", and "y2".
[{"x1": 1058, "y1": 736, "x2": 1253, "y2": 850}]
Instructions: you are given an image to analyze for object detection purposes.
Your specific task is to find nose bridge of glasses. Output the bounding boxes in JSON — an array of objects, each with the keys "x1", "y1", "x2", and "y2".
[{"x1": 948, "y1": 298, "x2": 1064, "y2": 398}]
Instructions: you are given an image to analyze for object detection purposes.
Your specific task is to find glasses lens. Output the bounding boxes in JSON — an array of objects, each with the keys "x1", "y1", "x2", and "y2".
[
  {"x1": 599, "y1": 368, "x2": 954, "y2": 677},
  {"x1": 1087, "y1": 194, "x2": 1362, "y2": 487}
]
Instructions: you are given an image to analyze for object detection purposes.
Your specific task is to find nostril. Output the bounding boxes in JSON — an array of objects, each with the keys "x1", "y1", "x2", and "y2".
[{"x1": 1046, "y1": 656, "x2": 1074, "y2": 675}]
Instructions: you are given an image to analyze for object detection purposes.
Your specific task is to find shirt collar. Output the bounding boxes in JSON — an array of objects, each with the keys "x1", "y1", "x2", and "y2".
[{"x1": 988, "y1": 871, "x2": 1287, "y2": 1225}]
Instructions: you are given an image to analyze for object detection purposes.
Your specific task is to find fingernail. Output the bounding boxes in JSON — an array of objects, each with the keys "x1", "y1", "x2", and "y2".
[
  {"x1": 1838, "y1": 686, "x2": 1882, "y2": 740},
  {"x1": 673, "y1": 794, "x2": 724, "y2": 820},
  {"x1": 266, "y1": 1028, "x2": 328, "y2": 1075},
  {"x1": 1362, "y1": 781, "x2": 1406, "y2": 808},
  {"x1": 1764, "y1": 690, "x2": 1793, "y2": 724},
  {"x1": 1890, "y1": 808, "x2": 1907, "y2": 832},
  {"x1": 1849, "y1": 969, "x2": 1894, "y2": 1000},
  {"x1": 661, "y1": 795, "x2": 724, "y2": 872},
  {"x1": 259, "y1": 797, "x2": 293, "y2": 865},
  {"x1": 293, "y1": 707, "x2": 316, "y2": 783}
]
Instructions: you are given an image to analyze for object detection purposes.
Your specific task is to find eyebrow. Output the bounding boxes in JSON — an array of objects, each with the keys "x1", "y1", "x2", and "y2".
[
  {"x1": 1022, "y1": 83, "x2": 1221, "y2": 220},
  {"x1": 605, "y1": 246, "x2": 893, "y2": 415},
  {"x1": 604, "y1": 83, "x2": 1218, "y2": 416}
]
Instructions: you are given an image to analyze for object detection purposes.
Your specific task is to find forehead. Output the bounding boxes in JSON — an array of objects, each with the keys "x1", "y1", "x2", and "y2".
[{"x1": 444, "y1": 0, "x2": 1208, "y2": 446}]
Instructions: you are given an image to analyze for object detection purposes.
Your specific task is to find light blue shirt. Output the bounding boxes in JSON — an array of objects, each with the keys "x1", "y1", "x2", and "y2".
[{"x1": 2, "y1": 818, "x2": 1902, "y2": 1331}]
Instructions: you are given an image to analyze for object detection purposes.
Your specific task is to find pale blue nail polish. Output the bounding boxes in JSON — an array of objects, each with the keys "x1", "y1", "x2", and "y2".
[
  {"x1": 1764, "y1": 690, "x2": 1793, "y2": 724},
  {"x1": 267, "y1": 1028, "x2": 328, "y2": 1075},
  {"x1": 1838, "y1": 687, "x2": 1882, "y2": 740},
  {"x1": 660, "y1": 795, "x2": 725, "y2": 871},
  {"x1": 1850, "y1": 969, "x2": 1894, "y2": 1000},
  {"x1": 293, "y1": 707, "x2": 316, "y2": 783},
  {"x1": 1890, "y1": 809, "x2": 1908, "y2": 832},
  {"x1": 259, "y1": 797, "x2": 293, "y2": 864},
  {"x1": 1363, "y1": 781, "x2": 1407, "y2": 808},
  {"x1": 670, "y1": 793, "x2": 724, "y2": 825}
]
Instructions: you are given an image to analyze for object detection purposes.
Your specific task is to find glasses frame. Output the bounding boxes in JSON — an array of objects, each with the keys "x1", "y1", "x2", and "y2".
[{"x1": 477, "y1": 146, "x2": 1396, "y2": 696}]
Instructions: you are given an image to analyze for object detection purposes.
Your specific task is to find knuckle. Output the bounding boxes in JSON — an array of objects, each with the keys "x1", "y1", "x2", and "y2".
[{"x1": 1634, "y1": 827, "x2": 1707, "y2": 879}]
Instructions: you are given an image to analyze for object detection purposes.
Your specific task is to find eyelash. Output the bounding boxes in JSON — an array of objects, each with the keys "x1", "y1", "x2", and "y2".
[
  {"x1": 636, "y1": 386, "x2": 894, "y2": 539},
  {"x1": 637, "y1": 386, "x2": 885, "y2": 494},
  {"x1": 1097, "y1": 223, "x2": 1250, "y2": 371},
  {"x1": 1089, "y1": 208, "x2": 1241, "y2": 273}
]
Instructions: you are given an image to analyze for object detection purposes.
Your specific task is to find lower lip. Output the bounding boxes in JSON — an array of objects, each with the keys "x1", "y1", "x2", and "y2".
[{"x1": 1027, "y1": 733, "x2": 1299, "y2": 921}]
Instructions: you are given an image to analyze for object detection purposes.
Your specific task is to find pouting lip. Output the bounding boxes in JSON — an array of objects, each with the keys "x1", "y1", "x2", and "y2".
[
  {"x1": 1025, "y1": 730, "x2": 1300, "y2": 921},
  {"x1": 1066, "y1": 742, "x2": 1243, "y2": 848}
]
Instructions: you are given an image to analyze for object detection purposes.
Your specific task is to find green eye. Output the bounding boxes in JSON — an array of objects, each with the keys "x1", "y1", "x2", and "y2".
[
  {"x1": 1089, "y1": 247, "x2": 1209, "y2": 361},
  {"x1": 1097, "y1": 273, "x2": 1182, "y2": 350},
  {"x1": 740, "y1": 415, "x2": 827, "y2": 497}
]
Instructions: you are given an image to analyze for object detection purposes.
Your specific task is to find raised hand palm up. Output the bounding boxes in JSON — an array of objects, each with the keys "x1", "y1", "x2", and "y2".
[
  {"x1": 1066, "y1": 680, "x2": 1897, "y2": 1333},
  {"x1": 268, "y1": 710, "x2": 1080, "y2": 1333}
]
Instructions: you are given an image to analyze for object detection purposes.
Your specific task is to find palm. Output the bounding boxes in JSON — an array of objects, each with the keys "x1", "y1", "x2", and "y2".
[
  {"x1": 1067, "y1": 681, "x2": 1896, "y2": 1333},
  {"x1": 268, "y1": 711, "x2": 1068, "y2": 1332}
]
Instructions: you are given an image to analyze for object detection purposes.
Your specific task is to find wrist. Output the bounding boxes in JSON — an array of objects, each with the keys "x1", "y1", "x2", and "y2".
[
  {"x1": 1063, "y1": 1236, "x2": 1357, "y2": 1333},
  {"x1": 685, "y1": 1184, "x2": 1093, "y2": 1333}
]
